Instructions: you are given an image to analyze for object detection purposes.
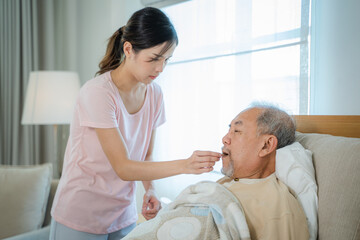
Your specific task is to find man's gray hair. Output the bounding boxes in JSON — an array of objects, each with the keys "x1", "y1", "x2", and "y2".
[{"x1": 248, "y1": 102, "x2": 296, "y2": 149}]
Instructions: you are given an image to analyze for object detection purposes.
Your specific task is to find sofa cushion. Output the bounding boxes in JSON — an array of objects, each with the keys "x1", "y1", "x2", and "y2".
[
  {"x1": 0, "y1": 164, "x2": 52, "y2": 239},
  {"x1": 43, "y1": 179, "x2": 59, "y2": 226},
  {"x1": 296, "y1": 132, "x2": 360, "y2": 240}
]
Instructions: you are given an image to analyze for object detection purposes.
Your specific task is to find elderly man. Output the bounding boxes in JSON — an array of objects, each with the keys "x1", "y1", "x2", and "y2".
[
  {"x1": 124, "y1": 104, "x2": 309, "y2": 240},
  {"x1": 219, "y1": 104, "x2": 309, "y2": 239}
]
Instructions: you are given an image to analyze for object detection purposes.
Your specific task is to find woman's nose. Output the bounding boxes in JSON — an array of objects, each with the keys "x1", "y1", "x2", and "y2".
[{"x1": 156, "y1": 60, "x2": 166, "y2": 73}]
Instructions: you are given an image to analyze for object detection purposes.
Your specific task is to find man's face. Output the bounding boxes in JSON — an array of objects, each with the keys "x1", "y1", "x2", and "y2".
[{"x1": 221, "y1": 108, "x2": 266, "y2": 179}]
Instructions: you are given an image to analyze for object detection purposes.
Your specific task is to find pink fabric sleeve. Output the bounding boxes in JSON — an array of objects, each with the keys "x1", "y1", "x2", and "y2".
[
  {"x1": 152, "y1": 83, "x2": 166, "y2": 129},
  {"x1": 78, "y1": 84, "x2": 118, "y2": 128}
]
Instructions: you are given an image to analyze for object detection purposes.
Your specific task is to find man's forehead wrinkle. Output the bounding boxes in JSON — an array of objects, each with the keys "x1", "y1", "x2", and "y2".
[
  {"x1": 234, "y1": 120, "x2": 243, "y2": 125},
  {"x1": 229, "y1": 120, "x2": 243, "y2": 128}
]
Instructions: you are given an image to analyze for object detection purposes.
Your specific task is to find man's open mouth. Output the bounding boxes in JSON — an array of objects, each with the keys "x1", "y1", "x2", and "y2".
[{"x1": 222, "y1": 148, "x2": 230, "y2": 157}]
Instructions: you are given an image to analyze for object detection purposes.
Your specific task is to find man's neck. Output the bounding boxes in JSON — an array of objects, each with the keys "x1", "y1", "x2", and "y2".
[{"x1": 233, "y1": 155, "x2": 276, "y2": 179}]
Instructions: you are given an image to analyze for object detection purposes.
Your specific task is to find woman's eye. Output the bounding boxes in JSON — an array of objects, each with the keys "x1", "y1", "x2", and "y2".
[{"x1": 149, "y1": 58, "x2": 159, "y2": 62}]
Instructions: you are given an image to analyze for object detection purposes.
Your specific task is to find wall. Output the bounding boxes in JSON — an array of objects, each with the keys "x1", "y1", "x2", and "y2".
[
  {"x1": 55, "y1": 0, "x2": 144, "y2": 83},
  {"x1": 310, "y1": 0, "x2": 360, "y2": 114}
]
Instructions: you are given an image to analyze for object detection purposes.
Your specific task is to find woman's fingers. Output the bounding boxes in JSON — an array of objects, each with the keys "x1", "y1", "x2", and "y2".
[
  {"x1": 194, "y1": 150, "x2": 222, "y2": 158},
  {"x1": 194, "y1": 166, "x2": 214, "y2": 174},
  {"x1": 143, "y1": 212, "x2": 157, "y2": 220},
  {"x1": 194, "y1": 153, "x2": 221, "y2": 166},
  {"x1": 144, "y1": 208, "x2": 158, "y2": 214},
  {"x1": 199, "y1": 160, "x2": 216, "y2": 168},
  {"x1": 142, "y1": 194, "x2": 162, "y2": 220},
  {"x1": 185, "y1": 150, "x2": 221, "y2": 174}
]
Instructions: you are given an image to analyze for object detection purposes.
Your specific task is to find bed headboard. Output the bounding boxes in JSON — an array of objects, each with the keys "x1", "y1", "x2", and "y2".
[{"x1": 293, "y1": 115, "x2": 360, "y2": 138}]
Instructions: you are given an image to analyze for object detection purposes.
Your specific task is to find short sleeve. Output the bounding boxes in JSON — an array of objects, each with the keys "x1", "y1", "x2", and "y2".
[
  {"x1": 78, "y1": 83, "x2": 118, "y2": 128},
  {"x1": 152, "y1": 83, "x2": 166, "y2": 129}
]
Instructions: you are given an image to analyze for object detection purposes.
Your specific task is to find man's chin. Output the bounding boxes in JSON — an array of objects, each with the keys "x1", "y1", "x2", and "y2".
[{"x1": 221, "y1": 167, "x2": 234, "y2": 178}]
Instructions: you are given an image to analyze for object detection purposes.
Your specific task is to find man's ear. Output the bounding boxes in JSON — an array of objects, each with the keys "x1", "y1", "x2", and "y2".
[
  {"x1": 259, "y1": 135, "x2": 278, "y2": 157},
  {"x1": 123, "y1": 41, "x2": 134, "y2": 59}
]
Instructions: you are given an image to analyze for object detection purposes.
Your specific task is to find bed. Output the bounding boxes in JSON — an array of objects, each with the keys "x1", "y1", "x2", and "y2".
[
  {"x1": 131, "y1": 115, "x2": 360, "y2": 240},
  {"x1": 133, "y1": 115, "x2": 360, "y2": 240},
  {"x1": 293, "y1": 115, "x2": 360, "y2": 240}
]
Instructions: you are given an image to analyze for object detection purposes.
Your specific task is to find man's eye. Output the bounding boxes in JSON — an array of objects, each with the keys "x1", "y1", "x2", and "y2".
[
  {"x1": 234, "y1": 130, "x2": 241, "y2": 133},
  {"x1": 149, "y1": 58, "x2": 159, "y2": 62}
]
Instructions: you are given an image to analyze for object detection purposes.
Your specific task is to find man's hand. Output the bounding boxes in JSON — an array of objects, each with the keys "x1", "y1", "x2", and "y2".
[{"x1": 142, "y1": 190, "x2": 161, "y2": 220}]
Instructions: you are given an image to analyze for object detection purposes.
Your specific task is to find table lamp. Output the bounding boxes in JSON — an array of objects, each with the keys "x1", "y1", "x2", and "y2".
[{"x1": 21, "y1": 71, "x2": 81, "y2": 175}]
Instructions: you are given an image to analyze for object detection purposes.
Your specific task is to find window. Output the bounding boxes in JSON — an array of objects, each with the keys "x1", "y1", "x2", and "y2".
[{"x1": 153, "y1": 0, "x2": 311, "y2": 200}]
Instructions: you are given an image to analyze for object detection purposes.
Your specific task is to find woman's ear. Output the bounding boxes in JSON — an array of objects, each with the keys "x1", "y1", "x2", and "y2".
[
  {"x1": 123, "y1": 41, "x2": 134, "y2": 59},
  {"x1": 259, "y1": 135, "x2": 278, "y2": 157}
]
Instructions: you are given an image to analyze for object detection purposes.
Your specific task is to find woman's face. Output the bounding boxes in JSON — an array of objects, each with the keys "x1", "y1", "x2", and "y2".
[{"x1": 125, "y1": 42, "x2": 176, "y2": 84}]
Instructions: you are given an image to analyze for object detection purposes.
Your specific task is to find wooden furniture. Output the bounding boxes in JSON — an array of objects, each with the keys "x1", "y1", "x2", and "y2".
[{"x1": 293, "y1": 115, "x2": 360, "y2": 138}]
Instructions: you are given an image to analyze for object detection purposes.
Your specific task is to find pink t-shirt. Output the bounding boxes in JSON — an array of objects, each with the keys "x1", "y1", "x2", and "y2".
[{"x1": 51, "y1": 71, "x2": 165, "y2": 234}]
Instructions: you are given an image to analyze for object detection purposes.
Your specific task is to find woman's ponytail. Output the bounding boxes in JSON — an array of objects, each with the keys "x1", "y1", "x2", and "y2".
[
  {"x1": 96, "y1": 27, "x2": 124, "y2": 76},
  {"x1": 96, "y1": 7, "x2": 178, "y2": 76}
]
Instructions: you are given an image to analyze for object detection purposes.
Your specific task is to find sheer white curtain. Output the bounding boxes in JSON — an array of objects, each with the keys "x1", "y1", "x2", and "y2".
[{"x1": 152, "y1": 0, "x2": 311, "y2": 201}]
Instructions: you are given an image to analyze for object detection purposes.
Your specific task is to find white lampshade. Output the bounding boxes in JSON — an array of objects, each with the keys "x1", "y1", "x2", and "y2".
[{"x1": 21, "y1": 71, "x2": 81, "y2": 125}]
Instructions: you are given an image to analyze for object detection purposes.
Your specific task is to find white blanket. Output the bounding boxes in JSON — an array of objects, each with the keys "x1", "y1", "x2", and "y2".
[{"x1": 124, "y1": 181, "x2": 250, "y2": 240}]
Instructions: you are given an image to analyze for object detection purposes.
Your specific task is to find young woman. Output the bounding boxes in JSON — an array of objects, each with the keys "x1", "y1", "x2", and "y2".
[{"x1": 50, "y1": 7, "x2": 221, "y2": 240}]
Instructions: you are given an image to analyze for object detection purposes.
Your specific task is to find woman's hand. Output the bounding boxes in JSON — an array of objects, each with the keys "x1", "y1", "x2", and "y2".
[
  {"x1": 142, "y1": 189, "x2": 161, "y2": 220},
  {"x1": 184, "y1": 150, "x2": 221, "y2": 174}
]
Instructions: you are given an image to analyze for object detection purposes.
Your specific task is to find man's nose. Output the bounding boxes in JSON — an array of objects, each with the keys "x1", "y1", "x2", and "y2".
[{"x1": 222, "y1": 133, "x2": 231, "y2": 145}]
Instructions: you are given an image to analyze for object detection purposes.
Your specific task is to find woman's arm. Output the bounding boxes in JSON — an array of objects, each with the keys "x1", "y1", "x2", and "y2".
[
  {"x1": 142, "y1": 129, "x2": 157, "y2": 193},
  {"x1": 142, "y1": 130, "x2": 161, "y2": 220},
  {"x1": 95, "y1": 128, "x2": 221, "y2": 181}
]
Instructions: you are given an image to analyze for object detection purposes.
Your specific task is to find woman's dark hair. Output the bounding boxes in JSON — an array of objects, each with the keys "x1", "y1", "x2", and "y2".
[{"x1": 96, "y1": 7, "x2": 178, "y2": 75}]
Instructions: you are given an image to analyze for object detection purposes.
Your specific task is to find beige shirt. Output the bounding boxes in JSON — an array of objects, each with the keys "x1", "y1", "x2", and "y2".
[{"x1": 218, "y1": 174, "x2": 309, "y2": 240}]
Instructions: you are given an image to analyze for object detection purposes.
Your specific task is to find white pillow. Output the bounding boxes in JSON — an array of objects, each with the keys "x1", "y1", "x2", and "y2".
[
  {"x1": 276, "y1": 142, "x2": 318, "y2": 240},
  {"x1": 0, "y1": 164, "x2": 52, "y2": 239}
]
